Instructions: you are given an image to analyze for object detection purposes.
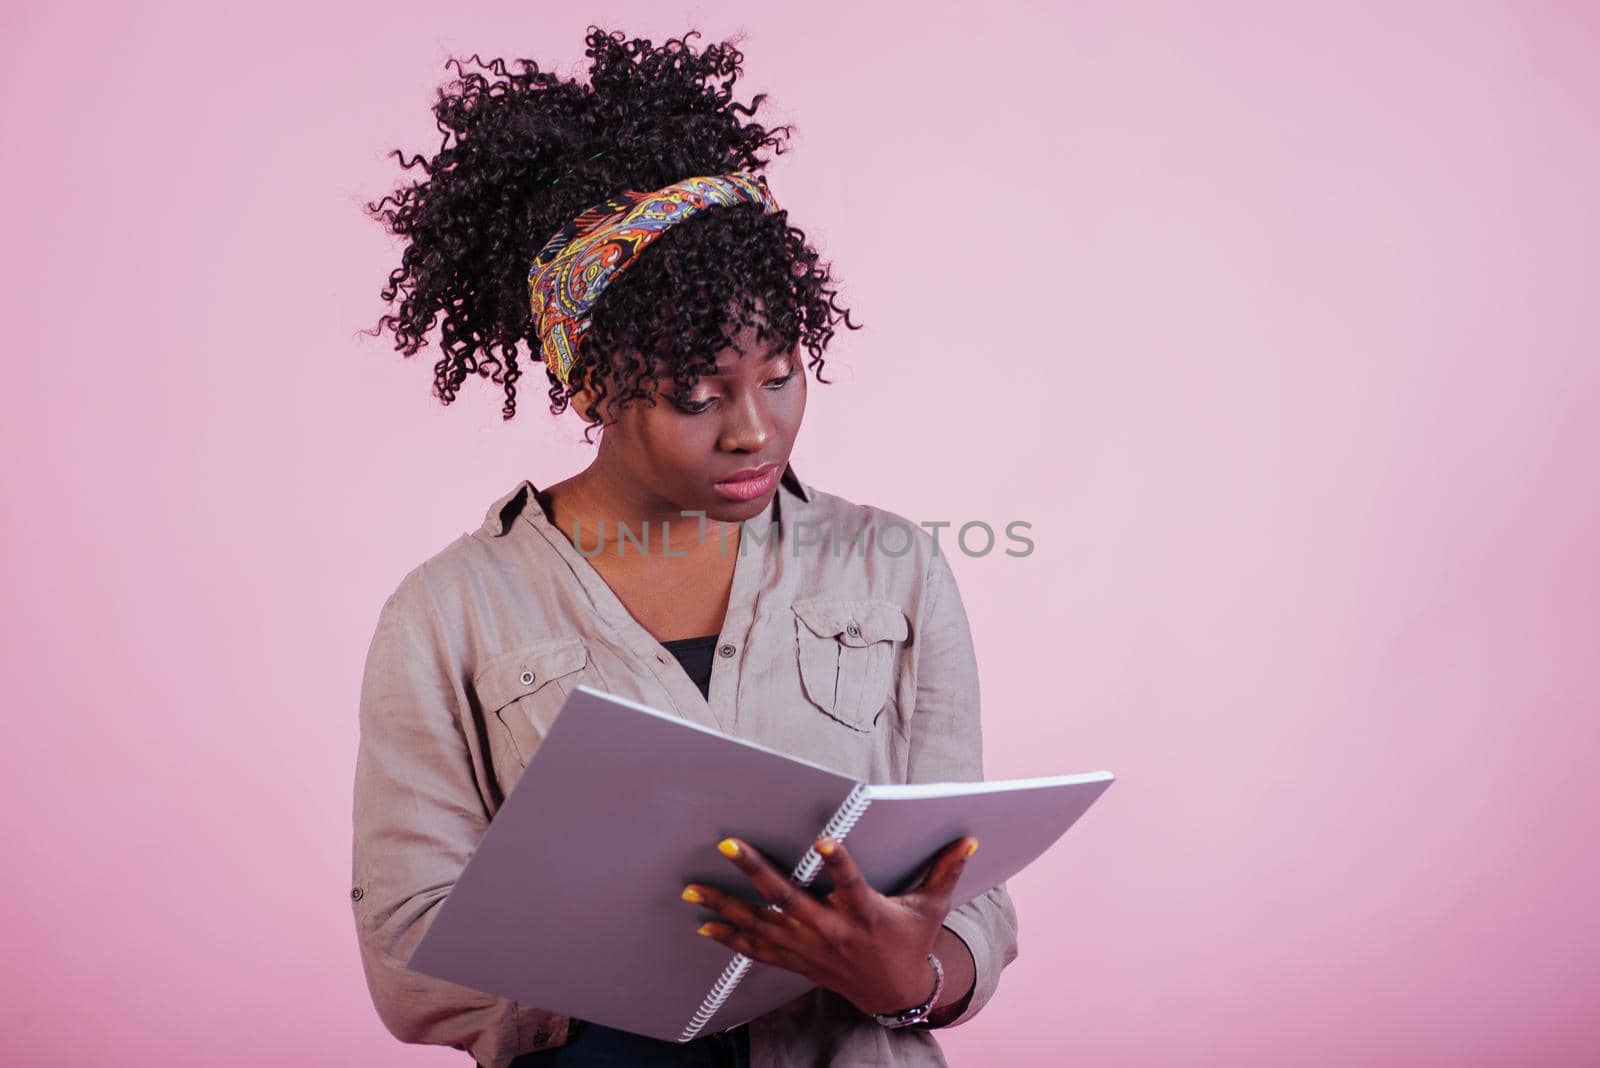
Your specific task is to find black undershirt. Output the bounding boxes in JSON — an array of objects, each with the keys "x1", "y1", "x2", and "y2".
[{"x1": 659, "y1": 633, "x2": 719, "y2": 700}]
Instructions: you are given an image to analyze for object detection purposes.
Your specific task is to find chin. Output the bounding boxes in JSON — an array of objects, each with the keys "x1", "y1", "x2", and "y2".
[
  {"x1": 710, "y1": 497, "x2": 772, "y2": 522},
  {"x1": 695, "y1": 492, "x2": 775, "y2": 525}
]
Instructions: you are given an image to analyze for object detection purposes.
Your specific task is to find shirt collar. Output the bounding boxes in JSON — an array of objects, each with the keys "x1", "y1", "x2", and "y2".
[{"x1": 482, "y1": 460, "x2": 810, "y2": 538}]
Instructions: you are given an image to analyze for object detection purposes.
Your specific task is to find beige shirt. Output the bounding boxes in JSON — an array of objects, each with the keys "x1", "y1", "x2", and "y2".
[{"x1": 351, "y1": 464, "x2": 1018, "y2": 1067}]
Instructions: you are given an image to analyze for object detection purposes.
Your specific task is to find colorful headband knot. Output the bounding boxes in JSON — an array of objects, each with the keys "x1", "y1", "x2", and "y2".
[{"x1": 528, "y1": 172, "x2": 783, "y2": 386}]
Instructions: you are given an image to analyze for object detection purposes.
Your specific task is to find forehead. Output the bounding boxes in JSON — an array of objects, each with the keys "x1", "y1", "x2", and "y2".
[
  {"x1": 707, "y1": 342, "x2": 793, "y2": 375},
  {"x1": 654, "y1": 337, "x2": 796, "y2": 378}
]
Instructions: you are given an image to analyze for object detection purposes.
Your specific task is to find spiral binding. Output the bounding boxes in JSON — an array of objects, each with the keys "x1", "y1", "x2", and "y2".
[
  {"x1": 680, "y1": 952, "x2": 754, "y2": 1042},
  {"x1": 678, "y1": 783, "x2": 874, "y2": 1042},
  {"x1": 791, "y1": 782, "x2": 873, "y2": 886}
]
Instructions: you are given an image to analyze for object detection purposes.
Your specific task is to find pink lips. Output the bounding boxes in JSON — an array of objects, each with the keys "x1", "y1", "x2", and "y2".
[{"x1": 713, "y1": 461, "x2": 780, "y2": 502}]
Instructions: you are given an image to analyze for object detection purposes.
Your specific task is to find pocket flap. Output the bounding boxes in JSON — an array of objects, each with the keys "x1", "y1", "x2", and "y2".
[
  {"x1": 791, "y1": 598, "x2": 909, "y2": 648},
  {"x1": 472, "y1": 636, "x2": 588, "y2": 715}
]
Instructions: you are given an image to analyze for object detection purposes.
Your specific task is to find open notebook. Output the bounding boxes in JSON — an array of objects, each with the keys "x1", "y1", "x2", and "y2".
[{"x1": 408, "y1": 685, "x2": 1114, "y2": 1042}]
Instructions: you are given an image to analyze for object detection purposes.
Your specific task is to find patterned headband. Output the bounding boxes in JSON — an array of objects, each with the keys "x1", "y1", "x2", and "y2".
[{"x1": 528, "y1": 172, "x2": 783, "y2": 386}]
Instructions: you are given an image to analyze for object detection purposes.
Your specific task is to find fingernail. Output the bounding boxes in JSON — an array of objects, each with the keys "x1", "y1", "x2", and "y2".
[
  {"x1": 816, "y1": 837, "x2": 836, "y2": 857},
  {"x1": 697, "y1": 923, "x2": 717, "y2": 936},
  {"x1": 681, "y1": 886, "x2": 703, "y2": 904},
  {"x1": 717, "y1": 838, "x2": 741, "y2": 859},
  {"x1": 965, "y1": 838, "x2": 980, "y2": 858}
]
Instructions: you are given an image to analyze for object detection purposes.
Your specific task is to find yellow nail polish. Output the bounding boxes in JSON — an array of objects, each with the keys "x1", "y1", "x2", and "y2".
[
  {"x1": 717, "y1": 838, "x2": 741, "y2": 859},
  {"x1": 697, "y1": 923, "x2": 717, "y2": 936},
  {"x1": 965, "y1": 838, "x2": 980, "y2": 858},
  {"x1": 816, "y1": 837, "x2": 835, "y2": 857},
  {"x1": 681, "y1": 886, "x2": 703, "y2": 904}
]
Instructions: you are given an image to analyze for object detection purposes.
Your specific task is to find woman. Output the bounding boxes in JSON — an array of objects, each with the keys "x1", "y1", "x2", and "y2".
[{"x1": 352, "y1": 27, "x2": 1018, "y2": 1068}]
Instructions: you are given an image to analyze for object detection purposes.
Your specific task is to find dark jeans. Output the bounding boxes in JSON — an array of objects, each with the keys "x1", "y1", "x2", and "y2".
[{"x1": 492, "y1": 1019, "x2": 751, "y2": 1067}]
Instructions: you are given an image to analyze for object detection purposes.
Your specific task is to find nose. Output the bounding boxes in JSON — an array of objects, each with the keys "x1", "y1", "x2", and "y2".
[{"x1": 717, "y1": 385, "x2": 774, "y2": 454}]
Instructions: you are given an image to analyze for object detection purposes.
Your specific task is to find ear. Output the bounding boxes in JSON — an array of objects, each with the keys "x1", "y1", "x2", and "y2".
[
  {"x1": 565, "y1": 365, "x2": 610, "y2": 424},
  {"x1": 568, "y1": 383, "x2": 597, "y2": 420}
]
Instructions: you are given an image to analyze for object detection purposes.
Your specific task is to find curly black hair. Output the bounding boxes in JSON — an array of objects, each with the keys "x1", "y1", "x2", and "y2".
[{"x1": 361, "y1": 26, "x2": 861, "y2": 437}]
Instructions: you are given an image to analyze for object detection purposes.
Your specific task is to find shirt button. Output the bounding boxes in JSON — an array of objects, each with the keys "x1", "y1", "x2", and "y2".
[
  {"x1": 718, "y1": 643, "x2": 737, "y2": 658},
  {"x1": 534, "y1": 1030, "x2": 548, "y2": 1044},
  {"x1": 350, "y1": 887, "x2": 363, "y2": 901},
  {"x1": 520, "y1": 670, "x2": 535, "y2": 686}
]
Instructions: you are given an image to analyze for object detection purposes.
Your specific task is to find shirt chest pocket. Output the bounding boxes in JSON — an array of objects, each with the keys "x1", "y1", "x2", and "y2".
[
  {"x1": 791, "y1": 598, "x2": 909, "y2": 732},
  {"x1": 472, "y1": 636, "x2": 589, "y2": 768}
]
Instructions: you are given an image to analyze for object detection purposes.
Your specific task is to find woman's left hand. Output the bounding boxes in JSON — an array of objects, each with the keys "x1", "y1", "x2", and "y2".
[{"x1": 682, "y1": 833, "x2": 978, "y2": 1016}]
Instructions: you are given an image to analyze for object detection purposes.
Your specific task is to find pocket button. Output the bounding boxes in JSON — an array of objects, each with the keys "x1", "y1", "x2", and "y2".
[{"x1": 519, "y1": 670, "x2": 535, "y2": 686}]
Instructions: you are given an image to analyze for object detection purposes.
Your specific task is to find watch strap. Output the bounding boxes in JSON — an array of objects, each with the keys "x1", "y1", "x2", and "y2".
[{"x1": 871, "y1": 953, "x2": 945, "y2": 1029}]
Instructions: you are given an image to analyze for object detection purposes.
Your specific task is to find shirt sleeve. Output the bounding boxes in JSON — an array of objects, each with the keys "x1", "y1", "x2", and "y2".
[
  {"x1": 350, "y1": 569, "x2": 561, "y2": 1067},
  {"x1": 906, "y1": 547, "x2": 1021, "y2": 1029}
]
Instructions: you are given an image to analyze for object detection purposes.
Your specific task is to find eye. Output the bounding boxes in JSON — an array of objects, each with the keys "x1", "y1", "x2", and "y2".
[
  {"x1": 672, "y1": 396, "x2": 714, "y2": 415},
  {"x1": 764, "y1": 372, "x2": 796, "y2": 391}
]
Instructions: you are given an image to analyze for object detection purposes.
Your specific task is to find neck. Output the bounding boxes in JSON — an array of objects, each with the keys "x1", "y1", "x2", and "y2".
[{"x1": 544, "y1": 459, "x2": 743, "y2": 562}]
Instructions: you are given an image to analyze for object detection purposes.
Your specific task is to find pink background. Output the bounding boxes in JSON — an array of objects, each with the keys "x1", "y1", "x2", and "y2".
[{"x1": 3, "y1": 2, "x2": 1597, "y2": 1064}]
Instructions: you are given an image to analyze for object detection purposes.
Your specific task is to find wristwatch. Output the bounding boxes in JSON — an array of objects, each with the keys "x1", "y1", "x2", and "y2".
[{"x1": 871, "y1": 953, "x2": 945, "y2": 1029}]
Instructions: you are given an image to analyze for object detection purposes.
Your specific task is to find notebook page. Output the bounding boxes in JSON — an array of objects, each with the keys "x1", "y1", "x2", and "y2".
[
  {"x1": 826, "y1": 772, "x2": 1115, "y2": 907},
  {"x1": 407, "y1": 685, "x2": 858, "y2": 1043}
]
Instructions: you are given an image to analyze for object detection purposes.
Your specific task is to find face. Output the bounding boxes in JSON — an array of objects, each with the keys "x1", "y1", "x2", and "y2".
[{"x1": 585, "y1": 319, "x2": 808, "y2": 524}]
